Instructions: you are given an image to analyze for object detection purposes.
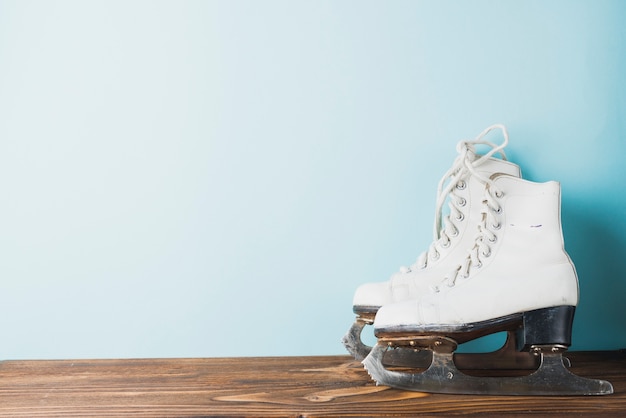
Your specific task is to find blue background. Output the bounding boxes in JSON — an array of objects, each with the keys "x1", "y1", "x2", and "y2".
[{"x1": 0, "y1": 0, "x2": 624, "y2": 359}]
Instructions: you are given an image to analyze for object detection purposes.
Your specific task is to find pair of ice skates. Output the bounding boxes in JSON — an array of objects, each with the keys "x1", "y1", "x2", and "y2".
[{"x1": 343, "y1": 125, "x2": 613, "y2": 396}]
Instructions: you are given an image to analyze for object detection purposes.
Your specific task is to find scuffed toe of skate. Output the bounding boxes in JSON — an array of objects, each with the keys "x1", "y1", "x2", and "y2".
[
  {"x1": 373, "y1": 299, "x2": 423, "y2": 334},
  {"x1": 352, "y1": 281, "x2": 392, "y2": 313}
]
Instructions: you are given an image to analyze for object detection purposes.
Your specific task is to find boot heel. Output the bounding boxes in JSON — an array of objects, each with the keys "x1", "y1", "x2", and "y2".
[{"x1": 516, "y1": 306, "x2": 575, "y2": 351}]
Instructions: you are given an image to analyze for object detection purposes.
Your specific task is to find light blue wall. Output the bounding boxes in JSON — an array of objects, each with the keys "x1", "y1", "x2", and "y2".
[{"x1": 0, "y1": 0, "x2": 624, "y2": 359}]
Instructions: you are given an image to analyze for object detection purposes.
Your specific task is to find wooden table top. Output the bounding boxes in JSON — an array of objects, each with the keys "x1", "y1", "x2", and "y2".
[{"x1": 0, "y1": 351, "x2": 624, "y2": 417}]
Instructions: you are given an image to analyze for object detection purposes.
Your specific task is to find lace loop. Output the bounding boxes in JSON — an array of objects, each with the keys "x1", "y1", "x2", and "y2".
[
  {"x1": 396, "y1": 125, "x2": 509, "y2": 277},
  {"x1": 432, "y1": 180, "x2": 505, "y2": 292}
]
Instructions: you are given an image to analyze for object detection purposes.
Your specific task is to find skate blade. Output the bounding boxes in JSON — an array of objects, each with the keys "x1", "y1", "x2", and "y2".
[
  {"x1": 382, "y1": 330, "x2": 541, "y2": 370},
  {"x1": 342, "y1": 316, "x2": 374, "y2": 361},
  {"x1": 362, "y1": 341, "x2": 614, "y2": 396},
  {"x1": 345, "y1": 322, "x2": 542, "y2": 370}
]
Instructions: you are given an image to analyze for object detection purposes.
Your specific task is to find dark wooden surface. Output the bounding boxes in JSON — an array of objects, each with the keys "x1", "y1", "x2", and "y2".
[{"x1": 0, "y1": 351, "x2": 624, "y2": 417}]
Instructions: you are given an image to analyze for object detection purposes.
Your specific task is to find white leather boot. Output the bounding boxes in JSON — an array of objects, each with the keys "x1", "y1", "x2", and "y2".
[
  {"x1": 344, "y1": 125, "x2": 521, "y2": 359},
  {"x1": 362, "y1": 173, "x2": 613, "y2": 396},
  {"x1": 373, "y1": 174, "x2": 579, "y2": 334}
]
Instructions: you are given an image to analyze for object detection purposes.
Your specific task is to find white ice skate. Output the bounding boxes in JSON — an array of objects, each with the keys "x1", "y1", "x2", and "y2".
[
  {"x1": 362, "y1": 175, "x2": 613, "y2": 395},
  {"x1": 343, "y1": 125, "x2": 523, "y2": 364}
]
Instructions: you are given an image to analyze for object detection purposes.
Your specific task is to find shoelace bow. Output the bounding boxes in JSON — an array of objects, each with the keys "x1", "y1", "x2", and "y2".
[{"x1": 398, "y1": 124, "x2": 509, "y2": 275}]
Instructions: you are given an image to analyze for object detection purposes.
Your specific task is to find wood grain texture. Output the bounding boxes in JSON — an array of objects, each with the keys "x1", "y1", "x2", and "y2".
[{"x1": 0, "y1": 351, "x2": 624, "y2": 417}]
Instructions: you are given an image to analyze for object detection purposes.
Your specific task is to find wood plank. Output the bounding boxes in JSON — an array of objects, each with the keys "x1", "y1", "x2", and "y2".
[{"x1": 0, "y1": 351, "x2": 624, "y2": 417}]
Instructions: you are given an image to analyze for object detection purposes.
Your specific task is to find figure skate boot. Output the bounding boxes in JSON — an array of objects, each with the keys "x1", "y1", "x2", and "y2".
[
  {"x1": 362, "y1": 174, "x2": 613, "y2": 395},
  {"x1": 343, "y1": 125, "x2": 522, "y2": 363}
]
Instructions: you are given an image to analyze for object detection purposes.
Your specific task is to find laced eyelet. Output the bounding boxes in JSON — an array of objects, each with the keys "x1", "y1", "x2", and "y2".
[
  {"x1": 488, "y1": 236, "x2": 497, "y2": 243},
  {"x1": 492, "y1": 222, "x2": 501, "y2": 230},
  {"x1": 441, "y1": 239, "x2": 451, "y2": 248},
  {"x1": 495, "y1": 190, "x2": 504, "y2": 198},
  {"x1": 456, "y1": 180, "x2": 467, "y2": 190},
  {"x1": 455, "y1": 213, "x2": 464, "y2": 221},
  {"x1": 481, "y1": 250, "x2": 491, "y2": 257},
  {"x1": 475, "y1": 262, "x2": 482, "y2": 268},
  {"x1": 449, "y1": 227, "x2": 459, "y2": 237},
  {"x1": 431, "y1": 251, "x2": 440, "y2": 260}
]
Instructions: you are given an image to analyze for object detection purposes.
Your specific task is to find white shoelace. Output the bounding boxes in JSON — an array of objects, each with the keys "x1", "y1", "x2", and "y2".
[
  {"x1": 435, "y1": 182, "x2": 504, "y2": 291},
  {"x1": 398, "y1": 124, "x2": 509, "y2": 275}
]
